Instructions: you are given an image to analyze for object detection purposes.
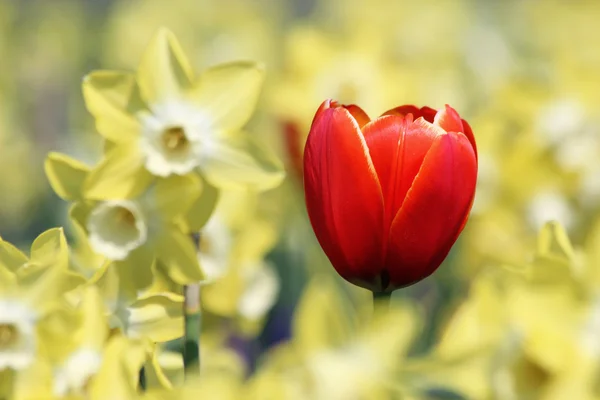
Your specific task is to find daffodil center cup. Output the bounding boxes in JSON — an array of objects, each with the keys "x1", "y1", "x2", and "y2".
[
  {"x1": 162, "y1": 126, "x2": 190, "y2": 153},
  {"x1": 87, "y1": 200, "x2": 148, "y2": 261},
  {"x1": 0, "y1": 323, "x2": 18, "y2": 348}
]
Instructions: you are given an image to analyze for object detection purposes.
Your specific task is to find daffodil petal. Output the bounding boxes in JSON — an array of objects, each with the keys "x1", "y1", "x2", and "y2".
[
  {"x1": 83, "y1": 143, "x2": 154, "y2": 200},
  {"x1": 154, "y1": 174, "x2": 202, "y2": 220},
  {"x1": 190, "y1": 61, "x2": 264, "y2": 134},
  {"x1": 126, "y1": 294, "x2": 184, "y2": 342},
  {"x1": 183, "y1": 176, "x2": 219, "y2": 232},
  {"x1": 156, "y1": 227, "x2": 204, "y2": 284},
  {"x1": 82, "y1": 71, "x2": 143, "y2": 142},
  {"x1": 29, "y1": 227, "x2": 69, "y2": 270},
  {"x1": 293, "y1": 276, "x2": 357, "y2": 352},
  {"x1": 138, "y1": 28, "x2": 194, "y2": 103},
  {"x1": 201, "y1": 135, "x2": 285, "y2": 191},
  {"x1": 44, "y1": 152, "x2": 90, "y2": 201},
  {"x1": 89, "y1": 336, "x2": 148, "y2": 400},
  {"x1": 114, "y1": 244, "x2": 155, "y2": 294},
  {"x1": 0, "y1": 241, "x2": 28, "y2": 272}
]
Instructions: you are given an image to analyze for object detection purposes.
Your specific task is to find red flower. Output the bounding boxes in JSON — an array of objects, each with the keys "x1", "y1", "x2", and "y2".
[{"x1": 303, "y1": 100, "x2": 478, "y2": 293}]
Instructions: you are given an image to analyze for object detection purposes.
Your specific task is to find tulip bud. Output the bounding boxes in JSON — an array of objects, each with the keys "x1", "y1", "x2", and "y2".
[{"x1": 303, "y1": 100, "x2": 477, "y2": 293}]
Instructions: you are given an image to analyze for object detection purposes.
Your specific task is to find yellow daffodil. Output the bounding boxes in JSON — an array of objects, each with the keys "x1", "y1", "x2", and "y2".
[
  {"x1": 45, "y1": 151, "x2": 206, "y2": 287},
  {"x1": 82, "y1": 27, "x2": 283, "y2": 199},
  {"x1": 0, "y1": 229, "x2": 85, "y2": 396},
  {"x1": 247, "y1": 276, "x2": 419, "y2": 399}
]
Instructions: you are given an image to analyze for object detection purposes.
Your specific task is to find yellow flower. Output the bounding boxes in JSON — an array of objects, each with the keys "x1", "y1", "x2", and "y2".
[
  {"x1": 82, "y1": 27, "x2": 283, "y2": 199},
  {"x1": 0, "y1": 229, "x2": 85, "y2": 393},
  {"x1": 45, "y1": 151, "x2": 206, "y2": 287}
]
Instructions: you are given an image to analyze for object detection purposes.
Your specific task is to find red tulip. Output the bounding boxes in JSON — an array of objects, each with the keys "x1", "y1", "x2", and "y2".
[{"x1": 303, "y1": 100, "x2": 477, "y2": 293}]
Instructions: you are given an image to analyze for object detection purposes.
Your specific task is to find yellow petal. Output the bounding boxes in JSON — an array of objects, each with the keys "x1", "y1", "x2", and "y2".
[
  {"x1": 44, "y1": 152, "x2": 90, "y2": 201},
  {"x1": 84, "y1": 142, "x2": 153, "y2": 200},
  {"x1": 137, "y1": 28, "x2": 194, "y2": 104},
  {"x1": 154, "y1": 174, "x2": 202, "y2": 220},
  {"x1": 82, "y1": 70, "x2": 143, "y2": 142},
  {"x1": 190, "y1": 61, "x2": 264, "y2": 133},
  {"x1": 127, "y1": 293, "x2": 184, "y2": 342},
  {"x1": 183, "y1": 176, "x2": 219, "y2": 232},
  {"x1": 80, "y1": 286, "x2": 109, "y2": 349},
  {"x1": 89, "y1": 336, "x2": 148, "y2": 400},
  {"x1": 293, "y1": 275, "x2": 357, "y2": 352},
  {"x1": 0, "y1": 240, "x2": 28, "y2": 272},
  {"x1": 156, "y1": 227, "x2": 204, "y2": 284},
  {"x1": 114, "y1": 245, "x2": 155, "y2": 294},
  {"x1": 202, "y1": 135, "x2": 285, "y2": 191},
  {"x1": 29, "y1": 227, "x2": 69, "y2": 270}
]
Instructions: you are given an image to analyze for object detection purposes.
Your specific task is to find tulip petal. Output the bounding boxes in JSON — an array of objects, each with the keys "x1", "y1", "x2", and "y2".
[
  {"x1": 364, "y1": 116, "x2": 443, "y2": 228},
  {"x1": 304, "y1": 106, "x2": 385, "y2": 287},
  {"x1": 138, "y1": 28, "x2": 194, "y2": 104},
  {"x1": 461, "y1": 118, "x2": 477, "y2": 157},
  {"x1": 344, "y1": 104, "x2": 371, "y2": 128},
  {"x1": 82, "y1": 71, "x2": 144, "y2": 142},
  {"x1": 433, "y1": 104, "x2": 464, "y2": 134},
  {"x1": 386, "y1": 132, "x2": 477, "y2": 288},
  {"x1": 189, "y1": 61, "x2": 264, "y2": 134},
  {"x1": 383, "y1": 105, "x2": 437, "y2": 122}
]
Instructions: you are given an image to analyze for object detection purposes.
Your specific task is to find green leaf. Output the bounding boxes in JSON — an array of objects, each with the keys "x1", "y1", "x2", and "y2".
[
  {"x1": 44, "y1": 152, "x2": 90, "y2": 201},
  {"x1": 84, "y1": 143, "x2": 154, "y2": 200},
  {"x1": 156, "y1": 227, "x2": 204, "y2": 285}
]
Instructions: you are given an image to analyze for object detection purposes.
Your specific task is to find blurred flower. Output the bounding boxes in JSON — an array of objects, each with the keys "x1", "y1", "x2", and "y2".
[
  {"x1": 247, "y1": 276, "x2": 420, "y2": 399},
  {"x1": 0, "y1": 300, "x2": 36, "y2": 371},
  {"x1": 304, "y1": 100, "x2": 477, "y2": 292}
]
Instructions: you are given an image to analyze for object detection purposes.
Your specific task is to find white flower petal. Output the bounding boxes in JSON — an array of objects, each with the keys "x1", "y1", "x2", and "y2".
[
  {"x1": 138, "y1": 99, "x2": 215, "y2": 177},
  {"x1": 53, "y1": 347, "x2": 103, "y2": 397},
  {"x1": 198, "y1": 216, "x2": 233, "y2": 284},
  {"x1": 87, "y1": 200, "x2": 148, "y2": 261},
  {"x1": 238, "y1": 263, "x2": 279, "y2": 320},
  {"x1": 0, "y1": 300, "x2": 37, "y2": 371}
]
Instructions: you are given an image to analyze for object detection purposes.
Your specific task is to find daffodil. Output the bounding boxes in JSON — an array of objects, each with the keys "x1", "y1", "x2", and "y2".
[
  {"x1": 247, "y1": 276, "x2": 419, "y2": 399},
  {"x1": 45, "y1": 151, "x2": 207, "y2": 287},
  {"x1": 82, "y1": 27, "x2": 283, "y2": 201},
  {"x1": 0, "y1": 229, "x2": 85, "y2": 394}
]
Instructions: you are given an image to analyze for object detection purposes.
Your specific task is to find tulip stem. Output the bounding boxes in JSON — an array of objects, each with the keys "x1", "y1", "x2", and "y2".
[
  {"x1": 183, "y1": 232, "x2": 202, "y2": 377},
  {"x1": 373, "y1": 291, "x2": 392, "y2": 308}
]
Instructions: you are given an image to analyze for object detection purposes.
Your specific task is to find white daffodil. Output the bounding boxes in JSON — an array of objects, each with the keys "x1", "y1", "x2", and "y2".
[
  {"x1": 238, "y1": 263, "x2": 279, "y2": 320},
  {"x1": 197, "y1": 215, "x2": 233, "y2": 283},
  {"x1": 0, "y1": 300, "x2": 37, "y2": 371},
  {"x1": 87, "y1": 200, "x2": 148, "y2": 261},
  {"x1": 53, "y1": 347, "x2": 103, "y2": 397},
  {"x1": 139, "y1": 99, "x2": 213, "y2": 177}
]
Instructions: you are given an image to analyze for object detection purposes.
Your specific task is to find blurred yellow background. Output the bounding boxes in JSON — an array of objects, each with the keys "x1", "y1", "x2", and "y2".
[{"x1": 3, "y1": 0, "x2": 600, "y2": 398}]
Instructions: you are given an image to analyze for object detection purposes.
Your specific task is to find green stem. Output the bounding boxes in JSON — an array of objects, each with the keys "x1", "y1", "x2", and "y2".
[
  {"x1": 183, "y1": 232, "x2": 202, "y2": 377},
  {"x1": 372, "y1": 291, "x2": 393, "y2": 308},
  {"x1": 183, "y1": 283, "x2": 201, "y2": 376}
]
